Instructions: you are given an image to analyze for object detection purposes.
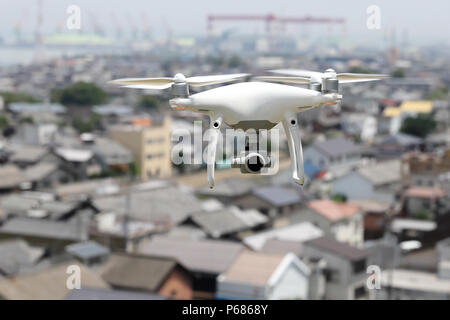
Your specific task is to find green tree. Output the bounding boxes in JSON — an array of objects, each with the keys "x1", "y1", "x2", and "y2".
[
  {"x1": 332, "y1": 194, "x2": 347, "y2": 203},
  {"x1": 428, "y1": 87, "x2": 449, "y2": 100},
  {"x1": 400, "y1": 113, "x2": 436, "y2": 138},
  {"x1": 391, "y1": 68, "x2": 405, "y2": 78},
  {"x1": 137, "y1": 95, "x2": 160, "y2": 110},
  {"x1": 348, "y1": 66, "x2": 372, "y2": 74},
  {"x1": 51, "y1": 82, "x2": 107, "y2": 106},
  {"x1": 72, "y1": 113, "x2": 103, "y2": 133},
  {"x1": 0, "y1": 115, "x2": 8, "y2": 129},
  {"x1": 228, "y1": 55, "x2": 243, "y2": 68},
  {"x1": 0, "y1": 92, "x2": 40, "y2": 106}
]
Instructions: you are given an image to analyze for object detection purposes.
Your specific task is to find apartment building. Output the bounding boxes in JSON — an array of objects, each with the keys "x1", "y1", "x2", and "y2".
[{"x1": 109, "y1": 116, "x2": 172, "y2": 180}]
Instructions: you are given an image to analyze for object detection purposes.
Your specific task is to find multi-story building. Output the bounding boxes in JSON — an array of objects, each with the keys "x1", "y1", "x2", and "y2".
[{"x1": 109, "y1": 116, "x2": 172, "y2": 180}]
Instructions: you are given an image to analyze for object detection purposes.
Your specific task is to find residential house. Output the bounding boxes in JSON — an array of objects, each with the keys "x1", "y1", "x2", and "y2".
[
  {"x1": 340, "y1": 112, "x2": 377, "y2": 142},
  {"x1": 291, "y1": 200, "x2": 364, "y2": 247},
  {"x1": 0, "y1": 218, "x2": 87, "y2": 255},
  {"x1": 53, "y1": 147, "x2": 101, "y2": 180},
  {"x1": 7, "y1": 144, "x2": 50, "y2": 168},
  {"x1": 402, "y1": 150, "x2": 450, "y2": 190},
  {"x1": 332, "y1": 159, "x2": 402, "y2": 203},
  {"x1": 109, "y1": 115, "x2": 172, "y2": 180},
  {"x1": 138, "y1": 237, "x2": 243, "y2": 299},
  {"x1": 379, "y1": 100, "x2": 433, "y2": 135},
  {"x1": 195, "y1": 177, "x2": 257, "y2": 205},
  {"x1": 303, "y1": 236, "x2": 371, "y2": 300},
  {"x1": 216, "y1": 250, "x2": 311, "y2": 300},
  {"x1": 233, "y1": 185, "x2": 309, "y2": 218},
  {"x1": 186, "y1": 206, "x2": 268, "y2": 240},
  {"x1": 0, "y1": 192, "x2": 93, "y2": 221},
  {"x1": 242, "y1": 222, "x2": 323, "y2": 251},
  {"x1": 101, "y1": 253, "x2": 193, "y2": 300},
  {"x1": 350, "y1": 200, "x2": 390, "y2": 240},
  {"x1": 380, "y1": 269, "x2": 450, "y2": 299},
  {"x1": 303, "y1": 138, "x2": 362, "y2": 173},
  {"x1": 15, "y1": 122, "x2": 58, "y2": 145},
  {"x1": 0, "y1": 239, "x2": 45, "y2": 276},
  {"x1": 24, "y1": 162, "x2": 73, "y2": 189},
  {"x1": 65, "y1": 241, "x2": 110, "y2": 266},
  {"x1": 0, "y1": 262, "x2": 108, "y2": 300},
  {"x1": 375, "y1": 133, "x2": 423, "y2": 160},
  {"x1": 403, "y1": 186, "x2": 448, "y2": 218},
  {"x1": 0, "y1": 165, "x2": 29, "y2": 192}
]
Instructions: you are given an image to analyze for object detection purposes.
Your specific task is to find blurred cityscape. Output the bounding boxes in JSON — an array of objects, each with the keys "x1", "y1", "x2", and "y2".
[{"x1": 0, "y1": 1, "x2": 450, "y2": 300}]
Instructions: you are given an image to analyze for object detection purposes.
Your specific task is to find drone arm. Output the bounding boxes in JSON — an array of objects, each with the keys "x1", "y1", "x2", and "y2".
[
  {"x1": 206, "y1": 114, "x2": 223, "y2": 189},
  {"x1": 282, "y1": 112, "x2": 305, "y2": 186}
]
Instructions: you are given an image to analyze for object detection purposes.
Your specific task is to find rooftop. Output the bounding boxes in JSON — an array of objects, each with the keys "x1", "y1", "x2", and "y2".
[
  {"x1": 307, "y1": 199, "x2": 360, "y2": 221},
  {"x1": 101, "y1": 254, "x2": 179, "y2": 292},
  {"x1": 138, "y1": 237, "x2": 243, "y2": 274},
  {"x1": 305, "y1": 236, "x2": 368, "y2": 261},
  {"x1": 65, "y1": 287, "x2": 166, "y2": 300},
  {"x1": 0, "y1": 165, "x2": 28, "y2": 189},
  {"x1": 405, "y1": 186, "x2": 446, "y2": 199},
  {"x1": 253, "y1": 185, "x2": 306, "y2": 207},
  {"x1": 357, "y1": 160, "x2": 402, "y2": 186},
  {"x1": 381, "y1": 269, "x2": 450, "y2": 294},
  {"x1": 220, "y1": 250, "x2": 285, "y2": 286},
  {"x1": 65, "y1": 241, "x2": 110, "y2": 260},
  {"x1": 0, "y1": 262, "x2": 108, "y2": 300},
  {"x1": 243, "y1": 222, "x2": 323, "y2": 251},
  {"x1": 311, "y1": 138, "x2": 361, "y2": 158}
]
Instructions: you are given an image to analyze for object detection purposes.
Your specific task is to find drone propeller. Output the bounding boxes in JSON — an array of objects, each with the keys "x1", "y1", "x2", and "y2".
[
  {"x1": 269, "y1": 68, "x2": 389, "y2": 84},
  {"x1": 109, "y1": 73, "x2": 249, "y2": 90}
]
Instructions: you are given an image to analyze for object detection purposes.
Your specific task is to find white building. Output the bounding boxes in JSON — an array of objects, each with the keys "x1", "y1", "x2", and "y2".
[{"x1": 216, "y1": 250, "x2": 311, "y2": 300}]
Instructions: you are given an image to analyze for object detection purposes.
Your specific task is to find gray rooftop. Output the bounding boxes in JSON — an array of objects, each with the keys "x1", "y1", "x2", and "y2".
[
  {"x1": 9, "y1": 102, "x2": 66, "y2": 114},
  {"x1": 196, "y1": 178, "x2": 256, "y2": 198},
  {"x1": 93, "y1": 105, "x2": 134, "y2": 116},
  {"x1": 357, "y1": 160, "x2": 402, "y2": 186},
  {"x1": 101, "y1": 254, "x2": 179, "y2": 292},
  {"x1": 191, "y1": 208, "x2": 249, "y2": 238},
  {"x1": 0, "y1": 217, "x2": 85, "y2": 241},
  {"x1": 261, "y1": 239, "x2": 304, "y2": 256},
  {"x1": 312, "y1": 138, "x2": 361, "y2": 158},
  {"x1": 304, "y1": 236, "x2": 368, "y2": 261},
  {"x1": 138, "y1": 237, "x2": 243, "y2": 274},
  {"x1": 0, "y1": 239, "x2": 44, "y2": 276},
  {"x1": 0, "y1": 165, "x2": 28, "y2": 189},
  {"x1": 24, "y1": 162, "x2": 59, "y2": 182},
  {"x1": 379, "y1": 133, "x2": 422, "y2": 146},
  {"x1": 8, "y1": 145, "x2": 47, "y2": 163},
  {"x1": 253, "y1": 185, "x2": 306, "y2": 207},
  {"x1": 93, "y1": 185, "x2": 203, "y2": 225},
  {"x1": 65, "y1": 241, "x2": 110, "y2": 260}
]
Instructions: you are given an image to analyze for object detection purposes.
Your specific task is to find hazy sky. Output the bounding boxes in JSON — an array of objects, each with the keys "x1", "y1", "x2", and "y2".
[{"x1": 1, "y1": 0, "x2": 449, "y2": 46}]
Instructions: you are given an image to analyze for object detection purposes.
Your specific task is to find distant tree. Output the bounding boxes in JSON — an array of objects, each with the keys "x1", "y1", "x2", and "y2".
[
  {"x1": 428, "y1": 87, "x2": 449, "y2": 100},
  {"x1": 72, "y1": 113, "x2": 103, "y2": 133},
  {"x1": 391, "y1": 68, "x2": 405, "y2": 78},
  {"x1": 332, "y1": 194, "x2": 347, "y2": 203},
  {"x1": 228, "y1": 55, "x2": 243, "y2": 68},
  {"x1": 0, "y1": 92, "x2": 41, "y2": 106},
  {"x1": 51, "y1": 82, "x2": 107, "y2": 106},
  {"x1": 137, "y1": 95, "x2": 160, "y2": 110},
  {"x1": 19, "y1": 116, "x2": 34, "y2": 124},
  {"x1": 0, "y1": 115, "x2": 8, "y2": 129},
  {"x1": 400, "y1": 113, "x2": 436, "y2": 138},
  {"x1": 348, "y1": 66, "x2": 372, "y2": 74}
]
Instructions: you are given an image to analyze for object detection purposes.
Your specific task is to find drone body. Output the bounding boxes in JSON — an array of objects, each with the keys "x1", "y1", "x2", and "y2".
[{"x1": 110, "y1": 69, "x2": 388, "y2": 189}]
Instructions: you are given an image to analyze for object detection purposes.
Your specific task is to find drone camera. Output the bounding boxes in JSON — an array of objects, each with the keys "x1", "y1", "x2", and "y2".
[{"x1": 231, "y1": 151, "x2": 272, "y2": 174}]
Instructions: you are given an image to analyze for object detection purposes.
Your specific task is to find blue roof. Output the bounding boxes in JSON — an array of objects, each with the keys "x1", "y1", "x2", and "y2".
[
  {"x1": 9, "y1": 103, "x2": 66, "y2": 114},
  {"x1": 304, "y1": 161, "x2": 319, "y2": 178},
  {"x1": 253, "y1": 186, "x2": 304, "y2": 207},
  {"x1": 65, "y1": 241, "x2": 110, "y2": 259},
  {"x1": 92, "y1": 105, "x2": 133, "y2": 116}
]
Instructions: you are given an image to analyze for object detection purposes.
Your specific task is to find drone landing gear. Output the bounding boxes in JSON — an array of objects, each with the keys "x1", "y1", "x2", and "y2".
[
  {"x1": 207, "y1": 114, "x2": 223, "y2": 189},
  {"x1": 282, "y1": 112, "x2": 305, "y2": 186}
]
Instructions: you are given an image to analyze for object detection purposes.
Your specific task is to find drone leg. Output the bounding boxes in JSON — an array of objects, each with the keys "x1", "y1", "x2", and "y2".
[
  {"x1": 282, "y1": 112, "x2": 305, "y2": 186},
  {"x1": 206, "y1": 114, "x2": 223, "y2": 189}
]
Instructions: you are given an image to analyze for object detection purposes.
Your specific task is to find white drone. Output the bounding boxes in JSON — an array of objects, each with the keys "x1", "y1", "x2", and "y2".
[{"x1": 110, "y1": 68, "x2": 388, "y2": 188}]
